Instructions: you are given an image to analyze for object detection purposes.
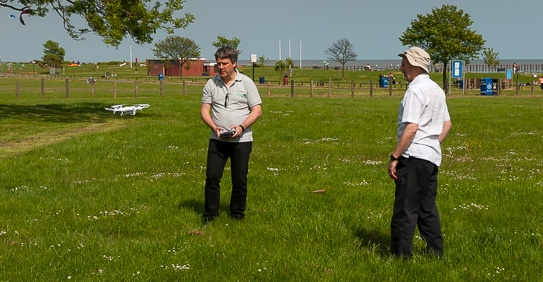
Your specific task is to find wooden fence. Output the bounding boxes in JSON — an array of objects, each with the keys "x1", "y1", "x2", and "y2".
[{"x1": 3, "y1": 76, "x2": 542, "y2": 100}]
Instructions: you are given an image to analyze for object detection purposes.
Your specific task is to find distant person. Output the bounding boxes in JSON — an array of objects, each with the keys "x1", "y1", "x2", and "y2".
[
  {"x1": 388, "y1": 72, "x2": 396, "y2": 85},
  {"x1": 388, "y1": 47, "x2": 452, "y2": 259},
  {"x1": 200, "y1": 46, "x2": 263, "y2": 224}
]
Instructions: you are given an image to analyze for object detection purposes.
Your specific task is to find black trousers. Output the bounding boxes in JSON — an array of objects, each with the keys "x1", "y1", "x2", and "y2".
[
  {"x1": 391, "y1": 157, "x2": 443, "y2": 257},
  {"x1": 204, "y1": 139, "x2": 252, "y2": 218}
]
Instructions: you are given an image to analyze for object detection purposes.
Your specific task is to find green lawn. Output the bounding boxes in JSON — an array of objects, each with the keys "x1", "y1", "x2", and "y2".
[{"x1": 0, "y1": 75, "x2": 542, "y2": 280}]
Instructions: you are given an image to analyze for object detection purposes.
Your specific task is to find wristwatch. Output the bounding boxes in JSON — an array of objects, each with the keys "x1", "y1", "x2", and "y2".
[{"x1": 390, "y1": 154, "x2": 399, "y2": 161}]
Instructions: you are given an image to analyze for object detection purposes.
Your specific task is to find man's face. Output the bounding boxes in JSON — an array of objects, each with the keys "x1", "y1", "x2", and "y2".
[
  {"x1": 399, "y1": 56, "x2": 416, "y2": 82},
  {"x1": 216, "y1": 57, "x2": 236, "y2": 80}
]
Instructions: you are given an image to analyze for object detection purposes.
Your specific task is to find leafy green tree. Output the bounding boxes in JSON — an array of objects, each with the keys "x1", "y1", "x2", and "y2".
[
  {"x1": 1, "y1": 0, "x2": 194, "y2": 47},
  {"x1": 399, "y1": 4, "x2": 485, "y2": 93},
  {"x1": 324, "y1": 38, "x2": 357, "y2": 79},
  {"x1": 152, "y1": 35, "x2": 201, "y2": 74},
  {"x1": 285, "y1": 57, "x2": 294, "y2": 69},
  {"x1": 273, "y1": 60, "x2": 287, "y2": 80},
  {"x1": 258, "y1": 55, "x2": 268, "y2": 67},
  {"x1": 42, "y1": 40, "x2": 65, "y2": 67},
  {"x1": 212, "y1": 35, "x2": 242, "y2": 55},
  {"x1": 481, "y1": 47, "x2": 500, "y2": 70}
]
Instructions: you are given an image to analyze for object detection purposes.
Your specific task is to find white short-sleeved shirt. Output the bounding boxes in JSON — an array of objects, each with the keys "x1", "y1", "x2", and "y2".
[
  {"x1": 397, "y1": 73, "x2": 451, "y2": 166},
  {"x1": 202, "y1": 70, "x2": 262, "y2": 142}
]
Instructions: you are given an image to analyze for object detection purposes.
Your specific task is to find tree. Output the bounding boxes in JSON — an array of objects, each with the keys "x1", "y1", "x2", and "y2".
[
  {"x1": 273, "y1": 60, "x2": 287, "y2": 80},
  {"x1": 481, "y1": 47, "x2": 500, "y2": 70},
  {"x1": 152, "y1": 35, "x2": 201, "y2": 74},
  {"x1": 399, "y1": 4, "x2": 485, "y2": 93},
  {"x1": 212, "y1": 36, "x2": 242, "y2": 55},
  {"x1": 285, "y1": 57, "x2": 294, "y2": 69},
  {"x1": 324, "y1": 38, "x2": 357, "y2": 79},
  {"x1": 42, "y1": 40, "x2": 65, "y2": 67},
  {"x1": 258, "y1": 55, "x2": 268, "y2": 67},
  {"x1": 1, "y1": 0, "x2": 194, "y2": 47}
]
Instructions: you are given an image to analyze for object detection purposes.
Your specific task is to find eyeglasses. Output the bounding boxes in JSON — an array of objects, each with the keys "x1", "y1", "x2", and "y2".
[{"x1": 224, "y1": 92, "x2": 229, "y2": 108}]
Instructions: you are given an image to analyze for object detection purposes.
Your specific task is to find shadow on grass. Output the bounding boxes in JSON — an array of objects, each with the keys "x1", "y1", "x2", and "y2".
[
  {"x1": 177, "y1": 198, "x2": 235, "y2": 219},
  {"x1": 353, "y1": 227, "x2": 391, "y2": 257},
  {"x1": 178, "y1": 198, "x2": 203, "y2": 214},
  {"x1": 0, "y1": 102, "x2": 151, "y2": 123}
]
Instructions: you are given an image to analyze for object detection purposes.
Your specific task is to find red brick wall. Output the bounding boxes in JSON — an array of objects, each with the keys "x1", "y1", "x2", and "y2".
[{"x1": 146, "y1": 59, "x2": 218, "y2": 77}]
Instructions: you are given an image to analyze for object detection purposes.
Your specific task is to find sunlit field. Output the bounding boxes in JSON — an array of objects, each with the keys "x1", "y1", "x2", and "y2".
[{"x1": 1, "y1": 72, "x2": 542, "y2": 280}]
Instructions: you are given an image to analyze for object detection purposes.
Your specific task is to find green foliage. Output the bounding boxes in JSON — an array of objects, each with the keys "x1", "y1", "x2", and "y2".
[
  {"x1": 284, "y1": 57, "x2": 294, "y2": 69},
  {"x1": 324, "y1": 38, "x2": 358, "y2": 79},
  {"x1": 42, "y1": 40, "x2": 65, "y2": 67},
  {"x1": 400, "y1": 4, "x2": 485, "y2": 92},
  {"x1": 212, "y1": 35, "x2": 242, "y2": 55},
  {"x1": 152, "y1": 35, "x2": 201, "y2": 67},
  {"x1": 258, "y1": 55, "x2": 268, "y2": 67},
  {"x1": 481, "y1": 47, "x2": 500, "y2": 68},
  {"x1": 273, "y1": 60, "x2": 288, "y2": 80},
  {"x1": 0, "y1": 0, "x2": 194, "y2": 47}
]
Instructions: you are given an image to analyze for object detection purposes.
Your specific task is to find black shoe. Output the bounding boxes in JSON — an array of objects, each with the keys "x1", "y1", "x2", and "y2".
[
  {"x1": 203, "y1": 216, "x2": 215, "y2": 224},
  {"x1": 392, "y1": 253, "x2": 412, "y2": 260},
  {"x1": 229, "y1": 214, "x2": 245, "y2": 220},
  {"x1": 425, "y1": 248, "x2": 444, "y2": 259}
]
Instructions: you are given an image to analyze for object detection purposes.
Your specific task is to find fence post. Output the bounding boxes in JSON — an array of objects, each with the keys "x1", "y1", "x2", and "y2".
[
  {"x1": 183, "y1": 80, "x2": 187, "y2": 95},
  {"x1": 16, "y1": 80, "x2": 20, "y2": 99},
  {"x1": 41, "y1": 78, "x2": 45, "y2": 98},
  {"x1": 328, "y1": 78, "x2": 332, "y2": 98},
  {"x1": 290, "y1": 80, "x2": 294, "y2": 97},
  {"x1": 370, "y1": 80, "x2": 373, "y2": 97},
  {"x1": 160, "y1": 80, "x2": 164, "y2": 96},
  {"x1": 65, "y1": 79, "x2": 69, "y2": 99},
  {"x1": 351, "y1": 80, "x2": 354, "y2": 97},
  {"x1": 388, "y1": 78, "x2": 392, "y2": 97},
  {"x1": 310, "y1": 80, "x2": 314, "y2": 98},
  {"x1": 267, "y1": 81, "x2": 271, "y2": 97}
]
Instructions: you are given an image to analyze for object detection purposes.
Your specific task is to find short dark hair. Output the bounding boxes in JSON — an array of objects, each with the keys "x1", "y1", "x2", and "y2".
[{"x1": 214, "y1": 46, "x2": 238, "y2": 64}]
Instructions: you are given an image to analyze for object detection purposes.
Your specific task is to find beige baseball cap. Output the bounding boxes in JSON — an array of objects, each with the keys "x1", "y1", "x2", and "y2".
[{"x1": 398, "y1": 47, "x2": 431, "y2": 73}]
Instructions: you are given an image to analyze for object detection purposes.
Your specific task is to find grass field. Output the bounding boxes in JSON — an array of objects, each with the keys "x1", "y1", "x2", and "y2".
[{"x1": 1, "y1": 73, "x2": 543, "y2": 280}]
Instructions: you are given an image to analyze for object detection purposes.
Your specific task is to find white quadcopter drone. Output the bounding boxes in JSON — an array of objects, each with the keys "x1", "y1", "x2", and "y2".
[{"x1": 105, "y1": 104, "x2": 150, "y2": 116}]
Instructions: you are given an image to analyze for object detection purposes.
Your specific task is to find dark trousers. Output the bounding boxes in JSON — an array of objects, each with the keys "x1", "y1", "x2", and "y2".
[
  {"x1": 391, "y1": 157, "x2": 443, "y2": 257},
  {"x1": 204, "y1": 139, "x2": 252, "y2": 218}
]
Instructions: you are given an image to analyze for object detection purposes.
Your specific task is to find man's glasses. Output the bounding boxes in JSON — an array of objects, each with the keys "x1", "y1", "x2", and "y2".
[{"x1": 224, "y1": 93, "x2": 229, "y2": 108}]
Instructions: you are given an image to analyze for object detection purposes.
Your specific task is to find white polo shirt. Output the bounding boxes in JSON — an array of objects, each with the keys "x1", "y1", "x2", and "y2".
[
  {"x1": 397, "y1": 73, "x2": 451, "y2": 166},
  {"x1": 202, "y1": 69, "x2": 262, "y2": 142}
]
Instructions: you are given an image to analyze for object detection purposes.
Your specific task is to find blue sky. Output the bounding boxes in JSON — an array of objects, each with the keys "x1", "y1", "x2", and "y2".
[{"x1": 0, "y1": 0, "x2": 540, "y2": 63}]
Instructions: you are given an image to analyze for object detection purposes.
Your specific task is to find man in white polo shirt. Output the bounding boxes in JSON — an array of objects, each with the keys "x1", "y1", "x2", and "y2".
[
  {"x1": 200, "y1": 46, "x2": 262, "y2": 224},
  {"x1": 388, "y1": 47, "x2": 452, "y2": 258}
]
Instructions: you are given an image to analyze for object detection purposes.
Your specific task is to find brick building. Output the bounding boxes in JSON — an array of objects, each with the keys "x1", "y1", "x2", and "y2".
[{"x1": 146, "y1": 58, "x2": 218, "y2": 77}]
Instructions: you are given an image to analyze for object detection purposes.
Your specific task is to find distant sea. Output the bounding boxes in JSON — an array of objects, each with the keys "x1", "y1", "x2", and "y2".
[{"x1": 238, "y1": 59, "x2": 543, "y2": 68}]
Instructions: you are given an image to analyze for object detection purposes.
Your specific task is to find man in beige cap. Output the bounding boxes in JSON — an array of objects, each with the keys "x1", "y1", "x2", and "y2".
[{"x1": 387, "y1": 46, "x2": 452, "y2": 258}]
